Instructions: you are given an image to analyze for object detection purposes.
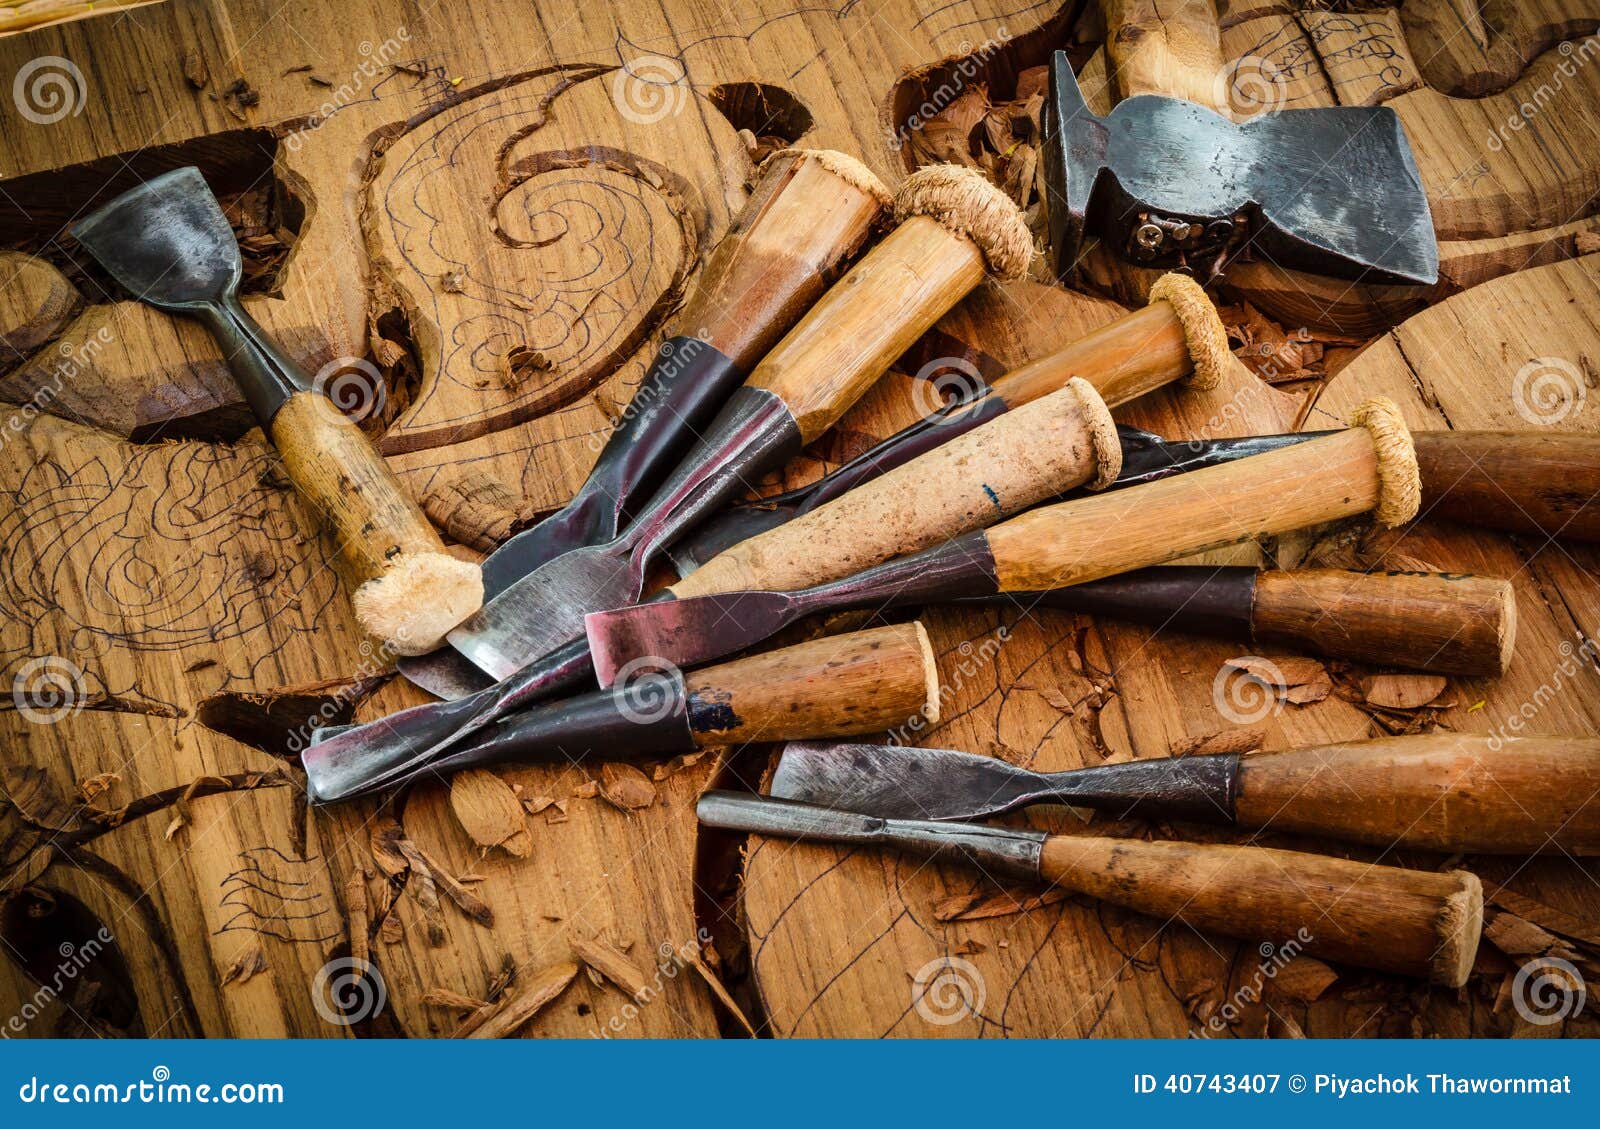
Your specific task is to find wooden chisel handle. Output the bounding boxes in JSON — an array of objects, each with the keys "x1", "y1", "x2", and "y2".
[
  {"x1": 1250, "y1": 568, "x2": 1515, "y2": 675},
  {"x1": 1413, "y1": 431, "x2": 1600, "y2": 542},
  {"x1": 1234, "y1": 734, "x2": 1600, "y2": 855},
  {"x1": 985, "y1": 399, "x2": 1421, "y2": 591},
  {"x1": 747, "y1": 165, "x2": 1030, "y2": 443},
  {"x1": 682, "y1": 621, "x2": 938, "y2": 745},
  {"x1": 1025, "y1": 566, "x2": 1516, "y2": 675},
  {"x1": 1101, "y1": 0, "x2": 1226, "y2": 109},
  {"x1": 674, "y1": 380, "x2": 1123, "y2": 598},
  {"x1": 271, "y1": 392, "x2": 481, "y2": 654},
  {"x1": 1040, "y1": 834, "x2": 1481, "y2": 985}
]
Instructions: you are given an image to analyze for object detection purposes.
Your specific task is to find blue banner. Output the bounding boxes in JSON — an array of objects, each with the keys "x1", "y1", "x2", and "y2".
[{"x1": 1, "y1": 1039, "x2": 1588, "y2": 1126}]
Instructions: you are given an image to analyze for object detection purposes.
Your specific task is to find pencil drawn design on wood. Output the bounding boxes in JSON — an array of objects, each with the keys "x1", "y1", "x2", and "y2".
[
  {"x1": 215, "y1": 846, "x2": 338, "y2": 946},
  {"x1": 0, "y1": 433, "x2": 338, "y2": 673},
  {"x1": 369, "y1": 70, "x2": 704, "y2": 454}
]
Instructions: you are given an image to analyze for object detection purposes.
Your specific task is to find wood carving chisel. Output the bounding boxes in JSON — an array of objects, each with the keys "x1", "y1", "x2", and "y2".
[
  {"x1": 771, "y1": 734, "x2": 1600, "y2": 855},
  {"x1": 303, "y1": 622, "x2": 938, "y2": 802},
  {"x1": 71, "y1": 167, "x2": 482, "y2": 654},
  {"x1": 398, "y1": 148, "x2": 892, "y2": 697},
  {"x1": 698, "y1": 791, "x2": 1481, "y2": 985},
  {"x1": 595, "y1": 564, "x2": 1515, "y2": 681},
  {"x1": 670, "y1": 269, "x2": 1235, "y2": 569},
  {"x1": 588, "y1": 398, "x2": 1426, "y2": 681},
  {"x1": 300, "y1": 166, "x2": 1031, "y2": 789},
  {"x1": 438, "y1": 164, "x2": 1031, "y2": 683}
]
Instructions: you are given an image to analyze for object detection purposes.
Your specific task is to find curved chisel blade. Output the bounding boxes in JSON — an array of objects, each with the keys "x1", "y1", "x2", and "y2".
[{"x1": 771, "y1": 741, "x2": 1049, "y2": 821}]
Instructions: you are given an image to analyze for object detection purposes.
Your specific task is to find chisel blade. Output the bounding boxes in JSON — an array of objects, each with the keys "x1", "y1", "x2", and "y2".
[
  {"x1": 771, "y1": 740, "x2": 1049, "y2": 821},
  {"x1": 585, "y1": 590, "x2": 799, "y2": 688},
  {"x1": 446, "y1": 541, "x2": 639, "y2": 680}
]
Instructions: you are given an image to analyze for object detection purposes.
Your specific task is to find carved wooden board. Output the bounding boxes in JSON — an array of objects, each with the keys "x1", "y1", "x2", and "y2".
[{"x1": 1, "y1": 0, "x2": 1597, "y2": 1038}]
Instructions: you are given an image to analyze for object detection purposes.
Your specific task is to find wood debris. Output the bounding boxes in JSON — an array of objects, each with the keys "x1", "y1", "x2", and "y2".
[
  {"x1": 570, "y1": 934, "x2": 648, "y2": 997},
  {"x1": 599, "y1": 764, "x2": 658, "y2": 811},
  {"x1": 411, "y1": 844, "x2": 494, "y2": 928},
  {"x1": 1224, "y1": 655, "x2": 1331, "y2": 705},
  {"x1": 421, "y1": 988, "x2": 490, "y2": 1011},
  {"x1": 1360, "y1": 673, "x2": 1447, "y2": 710},
  {"x1": 1219, "y1": 302, "x2": 1325, "y2": 384},
  {"x1": 460, "y1": 961, "x2": 579, "y2": 1039},
  {"x1": 449, "y1": 769, "x2": 534, "y2": 858},
  {"x1": 572, "y1": 780, "x2": 600, "y2": 800},
  {"x1": 1486, "y1": 885, "x2": 1600, "y2": 948},
  {"x1": 1169, "y1": 728, "x2": 1264, "y2": 757},
  {"x1": 421, "y1": 471, "x2": 537, "y2": 552},
  {"x1": 1269, "y1": 956, "x2": 1339, "y2": 1003},
  {"x1": 218, "y1": 946, "x2": 268, "y2": 988},
  {"x1": 933, "y1": 886, "x2": 1070, "y2": 922}
]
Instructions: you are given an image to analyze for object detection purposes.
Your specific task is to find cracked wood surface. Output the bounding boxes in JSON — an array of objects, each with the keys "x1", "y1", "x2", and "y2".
[{"x1": 1, "y1": 0, "x2": 1598, "y2": 1038}]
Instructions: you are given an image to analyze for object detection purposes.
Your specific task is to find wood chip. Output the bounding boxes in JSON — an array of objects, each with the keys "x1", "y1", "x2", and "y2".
[
  {"x1": 394, "y1": 838, "x2": 447, "y2": 947},
  {"x1": 572, "y1": 780, "x2": 600, "y2": 800},
  {"x1": 450, "y1": 769, "x2": 534, "y2": 858},
  {"x1": 1361, "y1": 673, "x2": 1447, "y2": 710},
  {"x1": 1269, "y1": 956, "x2": 1338, "y2": 1002},
  {"x1": 599, "y1": 764, "x2": 658, "y2": 811},
  {"x1": 688, "y1": 952, "x2": 758, "y2": 1037},
  {"x1": 569, "y1": 934, "x2": 648, "y2": 997},
  {"x1": 421, "y1": 988, "x2": 489, "y2": 1011},
  {"x1": 1486, "y1": 885, "x2": 1600, "y2": 948},
  {"x1": 933, "y1": 887, "x2": 1070, "y2": 922},
  {"x1": 409, "y1": 845, "x2": 494, "y2": 927},
  {"x1": 369, "y1": 821, "x2": 409, "y2": 879},
  {"x1": 1169, "y1": 728, "x2": 1264, "y2": 757},
  {"x1": 461, "y1": 961, "x2": 578, "y2": 1038},
  {"x1": 1224, "y1": 655, "x2": 1331, "y2": 704},
  {"x1": 218, "y1": 946, "x2": 267, "y2": 988}
]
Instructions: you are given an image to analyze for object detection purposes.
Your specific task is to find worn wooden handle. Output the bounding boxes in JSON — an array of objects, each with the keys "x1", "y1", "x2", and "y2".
[
  {"x1": 680, "y1": 149, "x2": 888, "y2": 365},
  {"x1": 995, "y1": 300, "x2": 1191, "y2": 408},
  {"x1": 1236, "y1": 734, "x2": 1600, "y2": 855},
  {"x1": 1040, "y1": 834, "x2": 1482, "y2": 985},
  {"x1": 746, "y1": 215, "x2": 987, "y2": 441},
  {"x1": 1102, "y1": 0, "x2": 1225, "y2": 109},
  {"x1": 270, "y1": 391, "x2": 482, "y2": 653},
  {"x1": 987, "y1": 426, "x2": 1388, "y2": 591},
  {"x1": 674, "y1": 382, "x2": 1117, "y2": 598},
  {"x1": 1252, "y1": 569, "x2": 1517, "y2": 676},
  {"x1": 1413, "y1": 431, "x2": 1600, "y2": 543},
  {"x1": 683, "y1": 621, "x2": 937, "y2": 746}
]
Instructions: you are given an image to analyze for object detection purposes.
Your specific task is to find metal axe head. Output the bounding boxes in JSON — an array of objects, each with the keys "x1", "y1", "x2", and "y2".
[{"x1": 1040, "y1": 51, "x2": 1438, "y2": 286}]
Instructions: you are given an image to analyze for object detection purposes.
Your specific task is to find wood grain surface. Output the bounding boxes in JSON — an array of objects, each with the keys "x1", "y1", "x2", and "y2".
[{"x1": 1, "y1": 0, "x2": 1598, "y2": 1039}]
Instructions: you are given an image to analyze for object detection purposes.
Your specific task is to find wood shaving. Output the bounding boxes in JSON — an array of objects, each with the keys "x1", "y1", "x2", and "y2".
[
  {"x1": 599, "y1": 764, "x2": 657, "y2": 811},
  {"x1": 449, "y1": 769, "x2": 534, "y2": 858},
  {"x1": 218, "y1": 946, "x2": 267, "y2": 988},
  {"x1": 1360, "y1": 673, "x2": 1447, "y2": 710},
  {"x1": 570, "y1": 934, "x2": 648, "y2": 996},
  {"x1": 933, "y1": 887, "x2": 1070, "y2": 922},
  {"x1": 421, "y1": 988, "x2": 489, "y2": 1011},
  {"x1": 459, "y1": 961, "x2": 578, "y2": 1039}
]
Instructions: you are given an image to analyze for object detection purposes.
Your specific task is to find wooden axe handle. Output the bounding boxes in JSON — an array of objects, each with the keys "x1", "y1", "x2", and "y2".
[
  {"x1": 1235, "y1": 735, "x2": 1600, "y2": 856},
  {"x1": 1413, "y1": 431, "x2": 1600, "y2": 542},
  {"x1": 1102, "y1": 0, "x2": 1226, "y2": 110},
  {"x1": 1040, "y1": 834, "x2": 1481, "y2": 985},
  {"x1": 683, "y1": 621, "x2": 937, "y2": 746}
]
